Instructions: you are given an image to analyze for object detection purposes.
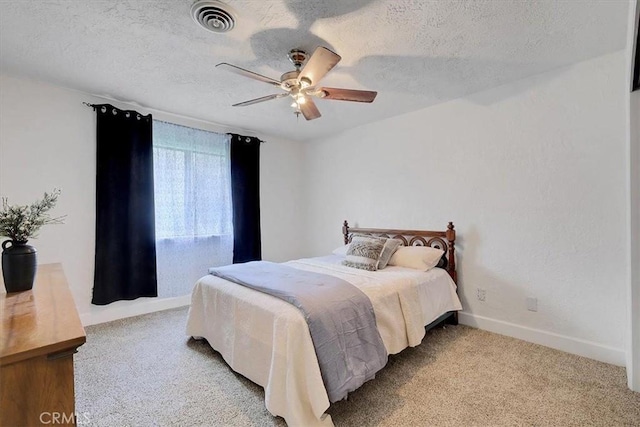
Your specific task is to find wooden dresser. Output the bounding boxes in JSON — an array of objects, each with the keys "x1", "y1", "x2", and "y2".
[{"x1": 0, "y1": 263, "x2": 86, "y2": 427}]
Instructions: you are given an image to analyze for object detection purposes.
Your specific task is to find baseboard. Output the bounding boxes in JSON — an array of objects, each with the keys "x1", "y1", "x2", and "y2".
[
  {"x1": 458, "y1": 312, "x2": 626, "y2": 366},
  {"x1": 79, "y1": 294, "x2": 191, "y2": 326}
]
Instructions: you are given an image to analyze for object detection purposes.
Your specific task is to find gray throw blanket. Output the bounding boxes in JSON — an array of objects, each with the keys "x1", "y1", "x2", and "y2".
[{"x1": 209, "y1": 261, "x2": 388, "y2": 402}]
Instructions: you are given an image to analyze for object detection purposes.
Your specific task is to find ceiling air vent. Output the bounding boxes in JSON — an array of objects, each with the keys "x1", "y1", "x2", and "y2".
[{"x1": 191, "y1": 1, "x2": 237, "y2": 34}]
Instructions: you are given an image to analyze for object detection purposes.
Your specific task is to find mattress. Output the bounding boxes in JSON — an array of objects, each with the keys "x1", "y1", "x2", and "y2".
[{"x1": 186, "y1": 255, "x2": 462, "y2": 426}]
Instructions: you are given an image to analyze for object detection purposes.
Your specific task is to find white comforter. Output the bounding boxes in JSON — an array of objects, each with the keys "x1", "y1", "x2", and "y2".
[{"x1": 186, "y1": 255, "x2": 462, "y2": 426}]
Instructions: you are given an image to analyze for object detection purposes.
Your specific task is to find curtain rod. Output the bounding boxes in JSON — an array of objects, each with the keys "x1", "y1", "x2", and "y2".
[{"x1": 82, "y1": 101, "x2": 266, "y2": 143}]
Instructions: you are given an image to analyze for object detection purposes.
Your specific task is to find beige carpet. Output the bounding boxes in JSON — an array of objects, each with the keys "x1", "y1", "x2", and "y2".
[{"x1": 75, "y1": 307, "x2": 640, "y2": 426}]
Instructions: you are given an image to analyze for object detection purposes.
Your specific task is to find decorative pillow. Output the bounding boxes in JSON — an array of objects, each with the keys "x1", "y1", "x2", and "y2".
[
  {"x1": 388, "y1": 246, "x2": 445, "y2": 271},
  {"x1": 332, "y1": 244, "x2": 350, "y2": 257},
  {"x1": 342, "y1": 235, "x2": 385, "y2": 271},
  {"x1": 377, "y1": 238, "x2": 402, "y2": 269}
]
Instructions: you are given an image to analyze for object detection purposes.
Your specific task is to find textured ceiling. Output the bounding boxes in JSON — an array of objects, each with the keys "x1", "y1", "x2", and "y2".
[{"x1": 0, "y1": 0, "x2": 630, "y2": 141}]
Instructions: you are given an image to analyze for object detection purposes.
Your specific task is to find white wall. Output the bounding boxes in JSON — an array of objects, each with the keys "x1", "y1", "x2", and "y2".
[
  {"x1": 627, "y1": 0, "x2": 640, "y2": 391},
  {"x1": 0, "y1": 74, "x2": 305, "y2": 325},
  {"x1": 261, "y1": 137, "x2": 305, "y2": 262},
  {"x1": 303, "y1": 51, "x2": 628, "y2": 365},
  {"x1": 629, "y1": 88, "x2": 640, "y2": 388}
]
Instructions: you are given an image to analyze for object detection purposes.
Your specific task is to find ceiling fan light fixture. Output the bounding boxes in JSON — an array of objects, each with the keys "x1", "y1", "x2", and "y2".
[{"x1": 299, "y1": 77, "x2": 312, "y2": 88}]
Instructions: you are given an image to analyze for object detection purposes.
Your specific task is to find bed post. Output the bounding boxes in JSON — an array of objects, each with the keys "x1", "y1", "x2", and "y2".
[
  {"x1": 342, "y1": 220, "x2": 350, "y2": 244},
  {"x1": 446, "y1": 221, "x2": 459, "y2": 325},
  {"x1": 446, "y1": 222, "x2": 457, "y2": 284}
]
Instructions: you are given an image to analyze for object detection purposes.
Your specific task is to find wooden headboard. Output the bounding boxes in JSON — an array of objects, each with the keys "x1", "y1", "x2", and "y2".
[{"x1": 342, "y1": 220, "x2": 457, "y2": 283}]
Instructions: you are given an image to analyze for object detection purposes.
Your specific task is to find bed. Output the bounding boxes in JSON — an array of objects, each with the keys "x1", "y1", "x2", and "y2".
[{"x1": 186, "y1": 221, "x2": 462, "y2": 426}]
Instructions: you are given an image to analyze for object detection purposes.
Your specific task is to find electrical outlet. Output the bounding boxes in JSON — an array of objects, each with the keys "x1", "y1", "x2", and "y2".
[
  {"x1": 527, "y1": 297, "x2": 538, "y2": 312},
  {"x1": 477, "y1": 288, "x2": 486, "y2": 302}
]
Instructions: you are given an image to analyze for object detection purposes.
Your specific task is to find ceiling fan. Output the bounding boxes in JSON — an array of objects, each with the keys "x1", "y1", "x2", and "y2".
[{"x1": 216, "y1": 47, "x2": 377, "y2": 121}]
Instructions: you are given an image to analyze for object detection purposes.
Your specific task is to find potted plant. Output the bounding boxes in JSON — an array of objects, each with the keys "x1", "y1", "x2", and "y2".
[{"x1": 0, "y1": 189, "x2": 65, "y2": 292}]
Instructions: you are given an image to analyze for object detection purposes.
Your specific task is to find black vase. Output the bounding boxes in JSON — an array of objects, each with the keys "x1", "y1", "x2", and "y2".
[{"x1": 2, "y1": 240, "x2": 37, "y2": 293}]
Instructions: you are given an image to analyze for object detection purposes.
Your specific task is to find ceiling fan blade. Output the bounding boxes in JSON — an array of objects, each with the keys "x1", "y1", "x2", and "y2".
[
  {"x1": 232, "y1": 93, "x2": 287, "y2": 107},
  {"x1": 317, "y1": 87, "x2": 377, "y2": 103},
  {"x1": 298, "y1": 47, "x2": 341, "y2": 86},
  {"x1": 216, "y1": 63, "x2": 281, "y2": 87},
  {"x1": 299, "y1": 98, "x2": 322, "y2": 120}
]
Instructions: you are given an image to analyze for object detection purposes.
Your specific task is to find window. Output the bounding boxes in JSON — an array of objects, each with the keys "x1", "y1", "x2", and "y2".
[{"x1": 153, "y1": 120, "x2": 233, "y2": 297}]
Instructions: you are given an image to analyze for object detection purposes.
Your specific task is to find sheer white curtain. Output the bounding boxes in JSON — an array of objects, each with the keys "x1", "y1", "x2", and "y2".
[{"x1": 153, "y1": 120, "x2": 233, "y2": 298}]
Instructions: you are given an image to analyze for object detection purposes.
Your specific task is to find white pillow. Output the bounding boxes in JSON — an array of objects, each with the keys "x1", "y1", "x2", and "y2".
[
  {"x1": 388, "y1": 246, "x2": 444, "y2": 271},
  {"x1": 332, "y1": 244, "x2": 350, "y2": 257}
]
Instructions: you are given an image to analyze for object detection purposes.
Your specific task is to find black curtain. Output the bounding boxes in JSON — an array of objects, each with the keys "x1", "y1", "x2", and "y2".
[
  {"x1": 229, "y1": 133, "x2": 262, "y2": 263},
  {"x1": 92, "y1": 104, "x2": 157, "y2": 305}
]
